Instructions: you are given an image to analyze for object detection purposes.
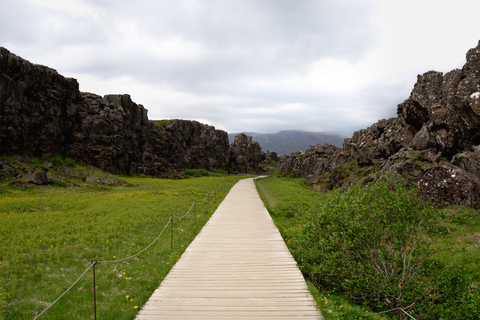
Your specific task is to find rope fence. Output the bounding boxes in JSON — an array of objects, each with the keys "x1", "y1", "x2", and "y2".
[
  {"x1": 32, "y1": 178, "x2": 237, "y2": 320},
  {"x1": 33, "y1": 262, "x2": 96, "y2": 320},
  {"x1": 363, "y1": 306, "x2": 417, "y2": 319}
]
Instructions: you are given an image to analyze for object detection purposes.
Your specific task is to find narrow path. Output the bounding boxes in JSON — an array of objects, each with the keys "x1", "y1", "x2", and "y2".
[{"x1": 135, "y1": 178, "x2": 324, "y2": 319}]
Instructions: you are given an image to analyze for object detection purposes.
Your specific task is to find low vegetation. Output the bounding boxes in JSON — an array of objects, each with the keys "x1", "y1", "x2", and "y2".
[
  {"x1": 256, "y1": 175, "x2": 480, "y2": 319},
  {"x1": 151, "y1": 119, "x2": 171, "y2": 128},
  {"x1": 182, "y1": 168, "x2": 228, "y2": 177},
  {"x1": 2, "y1": 153, "x2": 479, "y2": 319},
  {"x1": 0, "y1": 157, "x2": 240, "y2": 319},
  {"x1": 0, "y1": 154, "x2": 128, "y2": 189}
]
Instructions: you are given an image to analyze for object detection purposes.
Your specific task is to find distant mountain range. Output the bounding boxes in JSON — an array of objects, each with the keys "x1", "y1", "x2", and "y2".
[{"x1": 228, "y1": 130, "x2": 347, "y2": 156}]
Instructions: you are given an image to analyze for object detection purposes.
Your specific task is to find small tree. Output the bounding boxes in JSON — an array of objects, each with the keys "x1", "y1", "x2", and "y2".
[{"x1": 293, "y1": 176, "x2": 437, "y2": 318}]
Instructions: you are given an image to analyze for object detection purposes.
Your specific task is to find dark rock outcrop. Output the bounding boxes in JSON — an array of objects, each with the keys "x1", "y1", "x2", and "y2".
[
  {"x1": 0, "y1": 47, "x2": 79, "y2": 157},
  {"x1": 129, "y1": 119, "x2": 232, "y2": 176},
  {"x1": 278, "y1": 144, "x2": 343, "y2": 184},
  {"x1": 56, "y1": 165, "x2": 75, "y2": 176},
  {"x1": 228, "y1": 133, "x2": 263, "y2": 174},
  {"x1": 279, "y1": 40, "x2": 480, "y2": 208},
  {"x1": 417, "y1": 163, "x2": 480, "y2": 208},
  {"x1": 0, "y1": 47, "x2": 262, "y2": 177},
  {"x1": 85, "y1": 175, "x2": 126, "y2": 184},
  {"x1": 29, "y1": 170, "x2": 48, "y2": 185},
  {"x1": 263, "y1": 151, "x2": 279, "y2": 164},
  {"x1": 67, "y1": 92, "x2": 152, "y2": 174}
]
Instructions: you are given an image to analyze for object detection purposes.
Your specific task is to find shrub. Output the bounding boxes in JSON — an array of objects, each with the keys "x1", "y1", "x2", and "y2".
[
  {"x1": 183, "y1": 169, "x2": 210, "y2": 177},
  {"x1": 49, "y1": 178, "x2": 71, "y2": 188},
  {"x1": 47, "y1": 153, "x2": 77, "y2": 168},
  {"x1": 209, "y1": 168, "x2": 227, "y2": 176},
  {"x1": 413, "y1": 262, "x2": 480, "y2": 319},
  {"x1": 292, "y1": 176, "x2": 437, "y2": 315}
]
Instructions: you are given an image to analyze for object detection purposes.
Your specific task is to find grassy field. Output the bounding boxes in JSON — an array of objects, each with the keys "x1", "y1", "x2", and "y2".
[
  {"x1": 0, "y1": 168, "x2": 240, "y2": 319},
  {"x1": 256, "y1": 176, "x2": 480, "y2": 319}
]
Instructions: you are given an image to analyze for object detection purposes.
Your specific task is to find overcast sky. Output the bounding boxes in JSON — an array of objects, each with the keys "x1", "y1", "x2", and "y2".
[{"x1": 2, "y1": 0, "x2": 480, "y2": 137}]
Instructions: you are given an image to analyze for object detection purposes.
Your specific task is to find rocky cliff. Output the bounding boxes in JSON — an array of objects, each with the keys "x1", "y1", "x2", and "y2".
[
  {"x1": 0, "y1": 47, "x2": 265, "y2": 176},
  {"x1": 228, "y1": 133, "x2": 264, "y2": 174},
  {"x1": 279, "y1": 40, "x2": 480, "y2": 208}
]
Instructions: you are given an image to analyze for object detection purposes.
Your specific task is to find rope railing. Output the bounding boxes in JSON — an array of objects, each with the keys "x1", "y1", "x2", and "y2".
[
  {"x1": 399, "y1": 308, "x2": 417, "y2": 320},
  {"x1": 97, "y1": 216, "x2": 173, "y2": 264},
  {"x1": 172, "y1": 201, "x2": 195, "y2": 219},
  {"x1": 33, "y1": 262, "x2": 96, "y2": 320},
  {"x1": 196, "y1": 192, "x2": 209, "y2": 205},
  {"x1": 33, "y1": 178, "x2": 237, "y2": 320},
  {"x1": 363, "y1": 306, "x2": 417, "y2": 319}
]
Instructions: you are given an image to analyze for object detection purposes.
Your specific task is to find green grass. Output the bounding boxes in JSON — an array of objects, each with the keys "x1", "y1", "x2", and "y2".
[
  {"x1": 307, "y1": 281, "x2": 389, "y2": 320},
  {"x1": 151, "y1": 119, "x2": 171, "y2": 128},
  {"x1": 429, "y1": 206, "x2": 480, "y2": 281},
  {"x1": 255, "y1": 176, "x2": 480, "y2": 319},
  {"x1": 0, "y1": 174, "x2": 240, "y2": 319}
]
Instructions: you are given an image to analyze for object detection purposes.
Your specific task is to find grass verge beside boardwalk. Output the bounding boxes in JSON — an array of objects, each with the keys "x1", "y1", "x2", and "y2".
[{"x1": 0, "y1": 175, "x2": 241, "y2": 320}]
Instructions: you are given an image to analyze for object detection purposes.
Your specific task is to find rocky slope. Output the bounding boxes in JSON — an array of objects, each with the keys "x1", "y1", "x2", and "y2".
[
  {"x1": 279, "y1": 40, "x2": 480, "y2": 208},
  {"x1": 0, "y1": 47, "x2": 269, "y2": 177}
]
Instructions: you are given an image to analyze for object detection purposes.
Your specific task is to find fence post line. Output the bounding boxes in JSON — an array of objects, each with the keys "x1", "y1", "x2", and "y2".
[
  {"x1": 170, "y1": 215, "x2": 174, "y2": 253},
  {"x1": 91, "y1": 259, "x2": 98, "y2": 320}
]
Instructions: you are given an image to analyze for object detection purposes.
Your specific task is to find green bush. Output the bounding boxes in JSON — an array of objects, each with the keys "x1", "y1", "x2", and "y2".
[
  {"x1": 183, "y1": 169, "x2": 210, "y2": 177},
  {"x1": 49, "y1": 178, "x2": 71, "y2": 188},
  {"x1": 413, "y1": 262, "x2": 480, "y2": 319},
  {"x1": 209, "y1": 168, "x2": 227, "y2": 176},
  {"x1": 292, "y1": 176, "x2": 437, "y2": 315}
]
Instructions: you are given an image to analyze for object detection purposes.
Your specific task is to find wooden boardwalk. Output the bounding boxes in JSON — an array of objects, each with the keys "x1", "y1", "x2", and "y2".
[{"x1": 135, "y1": 178, "x2": 324, "y2": 319}]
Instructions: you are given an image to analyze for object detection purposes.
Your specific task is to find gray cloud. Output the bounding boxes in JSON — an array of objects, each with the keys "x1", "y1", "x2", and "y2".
[
  {"x1": 2, "y1": 0, "x2": 480, "y2": 138},
  {"x1": 59, "y1": 0, "x2": 378, "y2": 84}
]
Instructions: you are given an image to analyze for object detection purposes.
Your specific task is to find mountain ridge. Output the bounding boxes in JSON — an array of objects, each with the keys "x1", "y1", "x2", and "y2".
[{"x1": 228, "y1": 130, "x2": 346, "y2": 155}]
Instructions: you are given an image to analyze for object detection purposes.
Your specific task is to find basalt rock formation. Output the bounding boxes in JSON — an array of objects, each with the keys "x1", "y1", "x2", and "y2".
[
  {"x1": 228, "y1": 133, "x2": 264, "y2": 174},
  {"x1": 279, "y1": 40, "x2": 480, "y2": 208},
  {"x1": 0, "y1": 47, "x2": 263, "y2": 177},
  {"x1": 0, "y1": 47, "x2": 79, "y2": 157},
  {"x1": 132, "y1": 119, "x2": 231, "y2": 176}
]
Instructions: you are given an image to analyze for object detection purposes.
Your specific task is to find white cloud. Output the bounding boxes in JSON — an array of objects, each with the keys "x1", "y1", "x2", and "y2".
[{"x1": 26, "y1": 0, "x2": 95, "y2": 17}]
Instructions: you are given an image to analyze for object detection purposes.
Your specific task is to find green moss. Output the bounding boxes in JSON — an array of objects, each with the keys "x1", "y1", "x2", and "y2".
[
  {"x1": 152, "y1": 119, "x2": 171, "y2": 128},
  {"x1": 334, "y1": 160, "x2": 374, "y2": 185},
  {"x1": 405, "y1": 149, "x2": 435, "y2": 171}
]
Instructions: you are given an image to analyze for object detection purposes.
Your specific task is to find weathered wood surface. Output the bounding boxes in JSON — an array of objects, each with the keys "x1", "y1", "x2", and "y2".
[{"x1": 135, "y1": 178, "x2": 323, "y2": 319}]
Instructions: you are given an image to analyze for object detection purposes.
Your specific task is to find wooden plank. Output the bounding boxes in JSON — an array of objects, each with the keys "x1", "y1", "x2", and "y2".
[{"x1": 135, "y1": 178, "x2": 324, "y2": 320}]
